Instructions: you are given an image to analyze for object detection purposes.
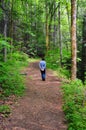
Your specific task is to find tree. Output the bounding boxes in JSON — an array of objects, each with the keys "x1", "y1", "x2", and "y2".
[
  {"x1": 45, "y1": 1, "x2": 49, "y2": 51},
  {"x1": 9, "y1": 0, "x2": 14, "y2": 55},
  {"x1": 58, "y1": 1, "x2": 62, "y2": 66},
  {"x1": 81, "y1": 15, "x2": 86, "y2": 82},
  {"x1": 71, "y1": 0, "x2": 77, "y2": 80},
  {"x1": 0, "y1": 0, "x2": 9, "y2": 62}
]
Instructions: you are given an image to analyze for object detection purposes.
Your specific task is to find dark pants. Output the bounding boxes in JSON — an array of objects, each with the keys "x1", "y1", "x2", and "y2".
[{"x1": 40, "y1": 69, "x2": 46, "y2": 81}]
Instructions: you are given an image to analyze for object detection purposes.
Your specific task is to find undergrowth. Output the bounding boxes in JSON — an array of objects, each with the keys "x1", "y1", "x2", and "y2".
[
  {"x1": 62, "y1": 79, "x2": 86, "y2": 130},
  {"x1": 0, "y1": 51, "x2": 29, "y2": 116},
  {"x1": 45, "y1": 49, "x2": 71, "y2": 79},
  {"x1": 0, "y1": 52, "x2": 28, "y2": 97},
  {"x1": 45, "y1": 49, "x2": 86, "y2": 130},
  {"x1": 0, "y1": 105, "x2": 11, "y2": 117}
]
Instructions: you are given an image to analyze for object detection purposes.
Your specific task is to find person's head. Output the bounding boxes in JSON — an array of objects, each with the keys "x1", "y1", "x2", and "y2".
[{"x1": 42, "y1": 57, "x2": 45, "y2": 60}]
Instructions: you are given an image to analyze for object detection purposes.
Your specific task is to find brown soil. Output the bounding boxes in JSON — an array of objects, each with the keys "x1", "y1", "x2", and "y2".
[{"x1": 0, "y1": 62, "x2": 67, "y2": 130}]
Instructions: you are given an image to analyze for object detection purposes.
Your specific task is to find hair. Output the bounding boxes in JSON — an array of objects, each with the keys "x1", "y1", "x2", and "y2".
[{"x1": 42, "y1": 58, "x2": 45, "y2": 60}]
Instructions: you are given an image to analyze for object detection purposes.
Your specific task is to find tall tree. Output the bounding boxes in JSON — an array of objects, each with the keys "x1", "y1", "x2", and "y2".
[
  {"x1": 45, "y1": 0, "x2": 59, "y2": 51},
  {"x1": 81, "y1": 15, "x2": 86, "y2": 82},
  {"x1": 58, "y1": 1, "x2": 62, "y2": 66},
  {"x1": 0, "y1": 0, "x2": 9, "y2": 62},
  {"x1": 45, "y1": 1, "x2": 49, "y2": 51},
  {"x1": 71, "y1": 0, "x2": 77, "y2": 80},
  {"x1": 9, "y1": 0, "x2": 14, "y2": 55}
]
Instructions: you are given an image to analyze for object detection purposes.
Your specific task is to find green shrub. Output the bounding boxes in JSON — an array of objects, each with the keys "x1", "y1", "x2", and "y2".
[
  {"x1": 12, "y1": 52, "x2": 28, "y2": 61},
  {"x1": 62, "y1": 79, "x2": 86, "y2": 130},
  {"x1": 0, "y1": 52, "x2": 28, "y2": 97},
  {"x1": 0, "y1": 105, "x2": 11, "y2": 117},
  {"x1": 10, "y1": 52, "x2": 29, "y2": 67},
  {"x1": 45, "y1": 49, "x2": 71, "y2": 78}
]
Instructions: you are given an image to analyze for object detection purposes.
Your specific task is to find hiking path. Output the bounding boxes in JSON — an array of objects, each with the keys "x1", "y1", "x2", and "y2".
[{"x1": 0, "y1": 62, "x2": 67, "y2": 130}]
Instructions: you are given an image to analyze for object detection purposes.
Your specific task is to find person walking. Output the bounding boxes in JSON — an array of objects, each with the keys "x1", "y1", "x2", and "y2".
[{"x1": 39, "y1": 58, "x2": 46, "y2": 81}]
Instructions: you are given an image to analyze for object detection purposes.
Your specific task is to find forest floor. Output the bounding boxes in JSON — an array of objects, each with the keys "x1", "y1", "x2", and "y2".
[{"x1": 0, "y1": 62, "x2": 68, "y2": 130}]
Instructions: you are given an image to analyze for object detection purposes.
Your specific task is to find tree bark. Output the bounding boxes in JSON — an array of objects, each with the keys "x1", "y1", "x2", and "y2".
[
  {"x1": 81, "y1": 15, "x2": 86, "y2": 82},
  {"x1": 2, "y1": 0, "x2": 8, "y2": 62},
  {"x1": 45, "y1": 4, "x2": 49, "y2": 52},
  {"x1": 53, "y1": 2, "x2": 57, "y2": 47},
  {"x1": 9, "y1": 0, "x2": 14, "y2": 56},
  {"x1": 3, "y1": 13, "x2": 7, "y2": 62},
  {"x1": 58, "y1": 2, "x2": 62, "y2": 66},
  {"x1": 71, "y1": 0, "x2": 77, "y2": 80}
]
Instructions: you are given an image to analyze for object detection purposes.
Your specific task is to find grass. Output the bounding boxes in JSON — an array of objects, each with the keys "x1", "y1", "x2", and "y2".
[{"x1": 0, "y1": 105, "x2": 11, "y2": 117}]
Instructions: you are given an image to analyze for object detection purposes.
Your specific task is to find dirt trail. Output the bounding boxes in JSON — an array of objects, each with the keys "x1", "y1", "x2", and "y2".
[{"x1": 1, "y1": 62, "x2": 67, "y2": 130}]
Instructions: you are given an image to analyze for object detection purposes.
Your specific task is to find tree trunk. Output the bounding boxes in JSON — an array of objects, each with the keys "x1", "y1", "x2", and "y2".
[
  {"x1": 58, "y1": 2, "x2": 62, "y2": 66},
  {"x1": 9, "y1": 0, "x2": 14, "y2": 56},
  {"x1": 2, "y1": 0, "x2": 8, "y2": 63},
  {"x1": 71, "y1": 0, "x2": 77, "y2": 80},
  {"x1": 81, "y1": 15, "x2": 86, "y2": 82},
  {"x1": 66, "y1": 1, "x2": 71, "y2": 50},
  {"x1": 3, "y1": 14, "x2": 7, "y2": 62},
  {"x1": 53, "y1": 2, "x2": 57, "y2": 47},
  {"x1": 45, "y1": 4, "x2": 49, "y2": 52}
]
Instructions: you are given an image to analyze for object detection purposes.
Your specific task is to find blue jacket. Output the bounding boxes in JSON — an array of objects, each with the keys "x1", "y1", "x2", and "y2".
[{"x1": 39, "y1": 60, "x2": 46, "y2": 71}]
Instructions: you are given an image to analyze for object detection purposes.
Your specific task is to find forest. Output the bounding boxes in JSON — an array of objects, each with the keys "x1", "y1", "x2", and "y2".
[{"x1": 0, "y1": 0, "x2": 86, "y2": 129}]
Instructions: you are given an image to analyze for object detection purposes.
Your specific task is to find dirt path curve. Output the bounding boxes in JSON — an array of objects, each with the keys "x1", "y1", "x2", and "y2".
[{"x1": 2, "y1": 62, "x2": 67, "y2": 130}]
